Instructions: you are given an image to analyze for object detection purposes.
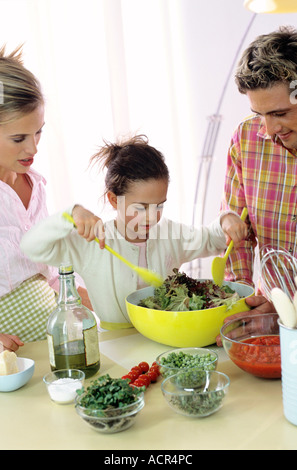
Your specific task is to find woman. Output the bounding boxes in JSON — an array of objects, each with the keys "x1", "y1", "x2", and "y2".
[{"x1": 0, "y1": 45, "x2": 90, "y2": 351}]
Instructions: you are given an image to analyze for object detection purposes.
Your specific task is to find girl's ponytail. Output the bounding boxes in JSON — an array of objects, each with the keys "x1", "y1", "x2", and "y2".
[{"x1": 91, "y1": 135, "x2": 169, "y2": 197}]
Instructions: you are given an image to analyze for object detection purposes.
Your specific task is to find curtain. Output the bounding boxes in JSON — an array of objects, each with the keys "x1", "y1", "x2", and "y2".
[{"x1": 0, "y1": 0, "x2": 197, "y2": 224}]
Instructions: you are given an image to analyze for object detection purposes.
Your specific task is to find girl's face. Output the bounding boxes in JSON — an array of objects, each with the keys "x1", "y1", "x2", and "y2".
[
  {"x1": 108, "y1": 178, "x2": 168, "y2": 242},
  {"x1": 0, "y1": 105, "x2": 44, "y2": 180}
]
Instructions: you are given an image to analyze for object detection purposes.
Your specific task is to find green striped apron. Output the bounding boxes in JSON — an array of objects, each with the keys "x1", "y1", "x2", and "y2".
[{"x1": 0, "y1": 274, "x2": 57, "y2": 343}]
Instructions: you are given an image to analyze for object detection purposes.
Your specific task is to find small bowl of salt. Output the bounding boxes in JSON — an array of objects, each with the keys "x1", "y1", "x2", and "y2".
[{"x1": 43, "y1": 369, "x2": 85, "y2": 404}]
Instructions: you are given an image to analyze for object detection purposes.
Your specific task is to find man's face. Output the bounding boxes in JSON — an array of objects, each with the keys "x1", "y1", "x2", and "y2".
[{"x1": 247, "y1": 82, "x2": 297, "y2": 150}]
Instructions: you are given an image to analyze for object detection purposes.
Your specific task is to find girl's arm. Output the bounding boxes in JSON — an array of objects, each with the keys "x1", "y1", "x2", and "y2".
[
  {"x1": 175, "y1": 210, "x2": 247, "y2": 267},
  {"x1": 20, "y1": 205, "x2": 84, "y2": 267},
  {"x1": 72, "y1": 205, "x2": 105, "y2": 248},
  {"x1": 21, "y1": 205, "x2": 105, "y2": 267}
]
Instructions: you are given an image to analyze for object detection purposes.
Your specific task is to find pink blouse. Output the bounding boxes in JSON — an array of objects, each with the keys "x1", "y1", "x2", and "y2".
[{"x1": 0, "y1": 168, "x2": 58, "y2": 297}]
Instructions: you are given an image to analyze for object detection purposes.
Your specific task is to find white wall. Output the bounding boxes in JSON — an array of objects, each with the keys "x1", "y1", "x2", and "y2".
[{"x1": 177, "y1": 1, "x2": 297, "y2": 277}]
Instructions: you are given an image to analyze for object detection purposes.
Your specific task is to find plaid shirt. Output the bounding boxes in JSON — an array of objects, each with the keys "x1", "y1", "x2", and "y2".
[{"x1": 221, "y1": 114, "x2": 297, "y2": 288}]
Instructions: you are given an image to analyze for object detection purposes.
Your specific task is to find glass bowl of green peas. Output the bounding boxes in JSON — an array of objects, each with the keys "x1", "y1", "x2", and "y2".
[
  {"x1": 155, "y1": 347, "x2": 218, "y2": 379},
  {"x1": 161, "y1": 369, "x2": 230, "y2": 418}
]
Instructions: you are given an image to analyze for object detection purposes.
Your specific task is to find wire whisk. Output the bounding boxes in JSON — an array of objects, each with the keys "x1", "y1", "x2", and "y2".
[{"x1": 259, "y1": 246, "x2": 297, "y2": 302}]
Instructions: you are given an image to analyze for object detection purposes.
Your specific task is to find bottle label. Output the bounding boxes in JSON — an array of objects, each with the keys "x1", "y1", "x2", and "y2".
[
  {"x1": 47, "y1": 334, "x2": 56, "y2": 368},
  {"x1": 83, "y1": 325, "x2": 100, "y2": 366}
]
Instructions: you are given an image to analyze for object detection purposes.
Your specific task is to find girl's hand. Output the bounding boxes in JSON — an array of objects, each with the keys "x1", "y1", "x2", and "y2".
[
  {"x1": 72, "y1": 205, "x2": 105, "y2": 248},
  {"x1": 220, "y1": 213, "x2": 248, "y2": 247},
  {"x1": 0, "y1": 334, "x2": 24, "y2": 352}
]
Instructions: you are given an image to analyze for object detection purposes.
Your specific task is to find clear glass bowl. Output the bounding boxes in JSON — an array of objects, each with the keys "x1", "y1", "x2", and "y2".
[
  {"x1": 75, "y1": 392, "x2": 145, "y2": 433},
  {"x1": 161, "y1": 369, "x2": 230, "y2": 418},
  {"x1": 156, "y1": 347, "x2": 218, "y2": 379},
  {"x1": 220, "y1": 313, "x2": 281, "y2": 379},
  {"x1": 43, "y1": 369, "x2": 85, "y2": 404}
]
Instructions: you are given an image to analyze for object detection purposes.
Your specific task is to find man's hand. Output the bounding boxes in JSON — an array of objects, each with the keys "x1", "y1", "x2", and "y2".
[{"x1": 216, "y1": 295, "x2": 275, "y2": 346}]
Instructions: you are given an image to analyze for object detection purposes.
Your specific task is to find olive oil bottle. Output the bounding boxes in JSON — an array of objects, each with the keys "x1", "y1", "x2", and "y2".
[{"x1": 47, "y1": 264, "x2": 100, "y2": 378}]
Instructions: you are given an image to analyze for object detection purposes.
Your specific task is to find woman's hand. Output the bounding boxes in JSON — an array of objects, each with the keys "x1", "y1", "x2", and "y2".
[
  {"x1": 0, "y1": 334, "x2": 24, "y2": 352},
  {"x1": 72, "y1": 205, "x2": 105, "y2": 248},
  {"x1": 220, "y1": 213, "x2": 248, "y2": 247},
  {"x1": 216, "y1": 295, "x2": 275, "y2": 346}
]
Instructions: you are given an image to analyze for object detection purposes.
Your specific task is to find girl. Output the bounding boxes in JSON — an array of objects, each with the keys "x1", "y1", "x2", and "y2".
[
  {"x1": 0, "y1": 45, "x2": 90, "y2": 351},
  {"x1": 21, "y1": 135, "x2": 247, "y2": 330}
]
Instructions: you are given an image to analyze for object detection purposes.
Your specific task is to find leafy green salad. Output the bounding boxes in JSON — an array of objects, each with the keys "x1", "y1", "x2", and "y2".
[{"x1": 139, "y1": 269, "x2": 240, "y2": 311}]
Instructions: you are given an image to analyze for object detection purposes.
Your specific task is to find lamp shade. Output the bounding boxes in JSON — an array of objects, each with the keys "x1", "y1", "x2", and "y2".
[{"x1": 244, "y1": 0, "x2": 297, "y2": 13}]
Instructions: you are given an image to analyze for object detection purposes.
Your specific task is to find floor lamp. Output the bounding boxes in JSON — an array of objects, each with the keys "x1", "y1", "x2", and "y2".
[
  {"x1": 190, "y1": 12, "x2": 257, "y2": 278},
  {"x1": 244, "y1": 0, "x2": 297, "y2": 13}
]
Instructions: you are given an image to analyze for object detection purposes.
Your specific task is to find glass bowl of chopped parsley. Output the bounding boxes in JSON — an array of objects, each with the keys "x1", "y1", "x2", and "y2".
[
  {"x1": 75, "y1": 374, "x2": 145, "y2": 433},
  {"x1": 161, "y1": 369, "x2": 230, "y2": 418},
  {"x1": 155, "y1": 347, "x2": 218, "y2": 379}
]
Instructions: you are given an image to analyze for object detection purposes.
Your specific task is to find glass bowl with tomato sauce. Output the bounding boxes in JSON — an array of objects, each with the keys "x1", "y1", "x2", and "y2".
[{"x1": 220, "y1": 313, "x2": 281, "y2": 379}]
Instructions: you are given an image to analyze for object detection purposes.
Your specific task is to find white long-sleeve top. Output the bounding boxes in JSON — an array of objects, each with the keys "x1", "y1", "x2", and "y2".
[{"x1": 20, "y1": 208, "x2": 227, "y2": 329}]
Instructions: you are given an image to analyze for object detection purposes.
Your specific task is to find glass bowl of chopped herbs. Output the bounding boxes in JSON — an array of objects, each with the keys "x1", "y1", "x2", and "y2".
[
  {"x1": 75, "y1": 374, "x2": 145, "y2": 433},
  {"x1": 161, "y1": 370, "x2": 230, "y2": 418},
  {"x1": 156, "y1": 347, "x2": 218, "y2": 379}
]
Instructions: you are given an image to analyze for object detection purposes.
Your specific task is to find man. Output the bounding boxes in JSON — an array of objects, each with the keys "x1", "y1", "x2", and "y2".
[{"x1": 217, "y1": 26, "x2": 297, "y2": 344}]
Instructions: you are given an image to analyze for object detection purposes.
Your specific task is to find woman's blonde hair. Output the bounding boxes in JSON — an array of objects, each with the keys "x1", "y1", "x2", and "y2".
[
  {"x1": 235, "y1": 26, "x2": 297, "y2": 93},
  {"x1": 0, "y1": 44, "x2": 43, "y2": 123}
]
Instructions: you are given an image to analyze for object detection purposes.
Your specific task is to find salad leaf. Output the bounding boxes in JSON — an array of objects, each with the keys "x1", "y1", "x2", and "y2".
[{"x1": 139, "y1": 268, "x2": 240, "y2": 311}]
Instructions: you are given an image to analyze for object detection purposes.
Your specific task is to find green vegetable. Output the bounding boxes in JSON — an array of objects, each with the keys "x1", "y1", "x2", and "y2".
[
  {"x1": 76, "y1": 374, "x2": 145, "y2": 433},
  {"x1": 175, "y1": 369, "x2": 207, "y2": 389},
  {"x1": 139, "y1": 268, "x2": 240, "y2": 311},
  {"x1": 170, "y1": 388, "x2": 226, "y2": 416},
  {"x1": 158, "y1": 350, "x2": 217, "y2": 378},
  {"x1": 76, "y1": 374, "x2": 143, "y2": 410}
]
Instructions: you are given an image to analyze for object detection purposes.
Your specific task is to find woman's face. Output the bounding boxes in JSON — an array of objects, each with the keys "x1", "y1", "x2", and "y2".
[
  {"x1": 0, "y1": 105, "x2": 44, "y2": 179},
  {"x1": 108, "y1": 178, "x2": 168, "y2": 242}
]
